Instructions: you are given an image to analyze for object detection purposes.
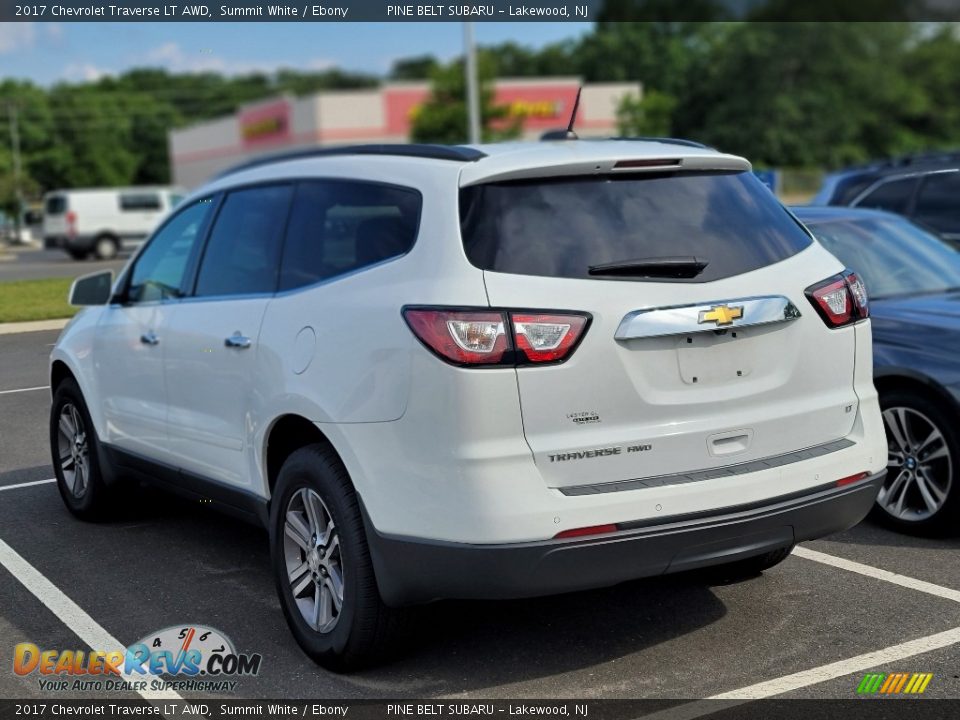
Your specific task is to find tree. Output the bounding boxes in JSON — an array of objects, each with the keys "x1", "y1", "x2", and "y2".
[
  {"x1": 616, "y1": 90, "x2": 676, "y2": 136},
  {"x1": 410, "y1": 54, "x2": 521, "y2": 144},
  {"x1": 674, "y1": 22, "x2": 926, "y2": 167},
  {"x1": 389, "y1": 55, "x2": 439, "y2": 80}
]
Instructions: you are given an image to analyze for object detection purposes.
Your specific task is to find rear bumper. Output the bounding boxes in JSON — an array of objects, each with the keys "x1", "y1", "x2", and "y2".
[{"x1": 364, "y1": 470, "x2": 884, "y2": 606}]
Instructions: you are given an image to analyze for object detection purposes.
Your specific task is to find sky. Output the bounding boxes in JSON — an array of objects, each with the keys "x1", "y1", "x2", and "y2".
[{"x1": 0, "y1": 22, "x2": 592, "y2": 84}]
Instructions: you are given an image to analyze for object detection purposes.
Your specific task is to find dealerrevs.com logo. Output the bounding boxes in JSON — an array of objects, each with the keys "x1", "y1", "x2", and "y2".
[{"x1": 14, "y1": 625, "x2": 262, "y2": 693}]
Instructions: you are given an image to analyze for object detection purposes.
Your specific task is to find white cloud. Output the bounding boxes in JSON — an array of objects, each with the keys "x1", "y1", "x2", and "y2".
[
  {"x1": 141, "y1": 41, "x2": 334, "y2": 76},
  {"x1": 63, "y1": 62, "x2": 113, "y2": 82},
  {"x1": 45, "y1": 23, "x2": 65, "y2": 42},
  {"x1": 0, "y1": 22, "x2": 35, "y2": 54}
]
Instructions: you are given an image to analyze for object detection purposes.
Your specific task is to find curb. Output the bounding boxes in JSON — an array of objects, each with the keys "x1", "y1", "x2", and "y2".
[{"x1": 0, "y1": 318, "x2": 71, "y2": 336}]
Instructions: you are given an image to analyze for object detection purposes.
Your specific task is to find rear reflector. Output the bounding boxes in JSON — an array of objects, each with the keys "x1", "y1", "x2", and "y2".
[
  {"x1": 805, "y1": 270, "x2": 869, "y2": 328},
  {"x1": 403, "y1": 307, "x2": 590, "y2": 368},
  {"x1": 554, "y1": 524, "x2": 618, "y2": 539},
  {"x1": 836, "y1": 472, "x2": 869, "y2": 487}
]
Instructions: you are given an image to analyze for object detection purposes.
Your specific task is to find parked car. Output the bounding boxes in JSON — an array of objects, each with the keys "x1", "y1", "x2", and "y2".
[
  {"x1": 810, "y1": 152, "x2": 960, "y2": 248},
  {"x1": 50, "y1": 141, "x2": 886, "y2": 670},
  {"x1": 43, "y1": 186, "x2": 185, "y2": 260},
  {"x1": 794, "y1": 206, "x2": 960, "y2": 535}
]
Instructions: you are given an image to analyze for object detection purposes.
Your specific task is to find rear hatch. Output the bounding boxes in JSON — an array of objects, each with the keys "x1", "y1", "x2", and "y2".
[
  {"x1": 43, "y1": 194, "x2": 68, "y2": 236},
  {"x1": 460, "y1": 159, "x2": 859, "y2": 489}
]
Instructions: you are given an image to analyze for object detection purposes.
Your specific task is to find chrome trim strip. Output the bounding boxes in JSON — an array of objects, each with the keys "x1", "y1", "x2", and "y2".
[
  {"x1": 558, "y1": 438, "x2": 855, "y2": 497},
  {"x1": 614, "y1": 294, "x2": 801, "y2": 340}
]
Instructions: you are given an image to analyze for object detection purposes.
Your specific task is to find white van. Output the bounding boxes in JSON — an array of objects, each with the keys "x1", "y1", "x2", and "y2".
[{"x1": 43, "y1": 187, "x2": 184, "y2": 260}]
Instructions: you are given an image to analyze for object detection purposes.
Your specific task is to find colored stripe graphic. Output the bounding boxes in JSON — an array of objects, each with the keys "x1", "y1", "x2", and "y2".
[{"x1": 857, "y1": 672, "x2": 932, "y2": 694}]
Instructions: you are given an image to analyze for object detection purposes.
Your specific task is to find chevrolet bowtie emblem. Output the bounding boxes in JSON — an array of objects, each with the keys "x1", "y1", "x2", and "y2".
[{"x1": 698, "y1": 304, "x2": 744, "y2": 326}]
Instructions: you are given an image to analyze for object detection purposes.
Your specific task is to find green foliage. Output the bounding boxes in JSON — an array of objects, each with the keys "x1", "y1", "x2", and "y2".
[
  {"x1": 411, "y1": 54, "x2": 521, "y2": 144},
  {"x1": 389, "y1": 55, "x2": 440, "y2": 80},
  {"x1": 617, "y1": 90, "x2": 677, "y2": 137},
  {"x1": 0, "y1": 67, "x2": 380, "y2": 197}
]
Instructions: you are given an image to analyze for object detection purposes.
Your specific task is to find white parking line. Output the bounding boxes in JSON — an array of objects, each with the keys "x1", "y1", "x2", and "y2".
[
  {"x1": 0, "y1": 385, "x2": 49, "y2": 396},
  {"x1": 0, "y1": 536, "x2": 183, "y2": 701},
  {"x1": 638, "y1": 626, "x2": 960, "y2": 720},
  {"x1": 794, "y1": 545, "x2": 960, "y2": 604},
  {"x1": 637, "y1": 546, "x2": 960, "y2": 718},
  {"x1": 0, "y1": 478, "x2": 56, "y2": 492},
  {"x1": 711, "y1": 625, "x2": 960, "y2": 699}
]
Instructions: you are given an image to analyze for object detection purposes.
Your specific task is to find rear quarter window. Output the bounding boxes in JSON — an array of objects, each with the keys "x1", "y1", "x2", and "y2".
[
  {"x1": 278, "y1": 180, "x2": 421, "y2": 292},
  {"x1": 460, "y1": 171, "x2": 813, "y2": 283}
]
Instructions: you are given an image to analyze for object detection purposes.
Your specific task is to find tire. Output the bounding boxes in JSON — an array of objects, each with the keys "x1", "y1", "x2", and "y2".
[
  {"x1": 703, "y1": 545, "x2": 794, "y2": 582},
  {"x1": 67, "y1": 248, "x2": 89, "y2": 261},
  {"x1": 93, "y1": 235, "x2": 119, "y2": 260},
  {"x1": 49, "y1": 378, "x2": 115, "y2": 521},
  {"x1": 870, "y1": 390, "x2": 960, "y2": 536},
  {"x1": 270, "y1": 444, "x2": 403, "y2": 671}
]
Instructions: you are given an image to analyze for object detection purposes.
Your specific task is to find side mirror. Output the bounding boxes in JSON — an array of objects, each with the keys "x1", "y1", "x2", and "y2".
[{"x1": 69, "y1": 270, "x2": 114, "y2": 307}]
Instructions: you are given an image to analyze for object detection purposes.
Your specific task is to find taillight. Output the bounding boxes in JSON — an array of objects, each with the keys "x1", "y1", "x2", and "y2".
[
  {"x1": 403, "y1": 307, "x2": 590, "y2": 368},
  {"x1": 66, "y1": 211, "x2": 77, "y2": 240},
  {"x1": 805, "y1": 270, "x2": 869, "y2": 328},
  {"x1": 513, "y1": 313, "x2": 589, "y2": 363},
  {"x1": 403, "y1": 310, "x2": 509, "y2": 366}
]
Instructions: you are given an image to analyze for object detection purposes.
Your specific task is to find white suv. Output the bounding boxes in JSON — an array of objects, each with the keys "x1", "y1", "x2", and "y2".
[{"x1": 50, "y1": 140, "x2": 887, "y2": 670}]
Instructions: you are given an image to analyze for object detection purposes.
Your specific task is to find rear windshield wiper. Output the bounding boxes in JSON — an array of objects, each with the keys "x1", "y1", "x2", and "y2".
[{"x1": 588, "y1": 256, "x2": 709, "y2": 279}]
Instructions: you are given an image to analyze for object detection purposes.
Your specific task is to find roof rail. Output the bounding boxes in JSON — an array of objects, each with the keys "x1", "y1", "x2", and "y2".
[
  {"x1": 217, "y1": 143, "x2": 487, "y2": 178},
  {"x1": 606, "y1": 136, "x2": 712, "y2": 150}
]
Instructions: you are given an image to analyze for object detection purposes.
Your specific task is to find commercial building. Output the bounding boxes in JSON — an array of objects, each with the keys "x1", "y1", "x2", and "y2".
[{"x1": 168, "y1": 78, "x2": 641, "y2": 187}]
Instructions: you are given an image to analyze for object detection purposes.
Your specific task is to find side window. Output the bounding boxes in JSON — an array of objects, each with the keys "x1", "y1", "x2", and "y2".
[
  {"x1": 120, "y1": 193, "x2": 163, "y2": 212},
  {"x1": 127, "y1": 200, "x2": 214, "y2": 303},
  {"x1": 914, "y1": 172, "x2": 960, "y2": 234},
  {"x1": 194, "y1": 184, "x2": 293, "y2": 298},
  {"x1": 279, "y1": 180, "x2": 421, "y2": 292},
  {"x1": 855, "y1": 177, "x2": 917, "y2": 214}
]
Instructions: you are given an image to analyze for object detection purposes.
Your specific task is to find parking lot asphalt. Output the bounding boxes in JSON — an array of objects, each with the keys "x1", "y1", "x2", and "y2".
[
  {"x1": 0, "y1": 246, "x2": 126, "y2": 282},
  {"x1": 1, "y1": 329, "x2": 959, "y2": 702}
]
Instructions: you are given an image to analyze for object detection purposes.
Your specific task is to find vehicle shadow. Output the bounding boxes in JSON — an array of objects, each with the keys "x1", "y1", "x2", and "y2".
[{"x1": 94, "y1": 487, "x2": 730, "y2": 696}]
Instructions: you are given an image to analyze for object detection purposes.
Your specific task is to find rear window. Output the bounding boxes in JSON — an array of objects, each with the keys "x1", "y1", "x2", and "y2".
[
  {"x1": 460, "y1": 171, "x2": 813, "y2": 283},
  {"x1": 45, "y1": 196, "x2": 67, "y2": 215}
]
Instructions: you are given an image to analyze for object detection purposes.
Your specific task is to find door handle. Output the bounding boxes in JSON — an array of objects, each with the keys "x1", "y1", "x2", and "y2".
[
  {"x1": 225, "y1": 334, "x2": 252, "y2": 350},
  {"x1": 140, "y1": 332, "x2": 160, "y2": 346}
]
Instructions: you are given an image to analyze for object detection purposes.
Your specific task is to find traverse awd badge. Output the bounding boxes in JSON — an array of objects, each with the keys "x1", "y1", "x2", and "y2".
[{"x1": 698, "y1": 304, "x2": 744, "y2": 327}]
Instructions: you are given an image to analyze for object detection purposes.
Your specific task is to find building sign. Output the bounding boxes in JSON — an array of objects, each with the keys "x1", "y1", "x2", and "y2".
[
  {"x1": 384, "y1": 81, "x2": 580, "y2": 137},
  {"x1": 239, "y1": 99, "x2": 291, "y2": 147}
]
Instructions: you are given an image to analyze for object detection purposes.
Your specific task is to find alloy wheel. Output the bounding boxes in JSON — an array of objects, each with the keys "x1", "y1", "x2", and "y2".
[
  {"x1": 56, "y1": 403, "x2": 89, "y2": 498},
  {"x1": 879, "y1": 406, "x2": 953, "y2": 522},
  {"x1": 283, "y1": 488, "x2": 344, "y2": 633}
]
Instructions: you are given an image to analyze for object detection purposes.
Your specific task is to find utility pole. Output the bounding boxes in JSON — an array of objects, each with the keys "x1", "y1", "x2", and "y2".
[
  {"x1": 7, "y1": 102, "x2": 23, "y2": 243},
  {"x1": 463, "y1": 21, "x2": 481, "y2": 145}
]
